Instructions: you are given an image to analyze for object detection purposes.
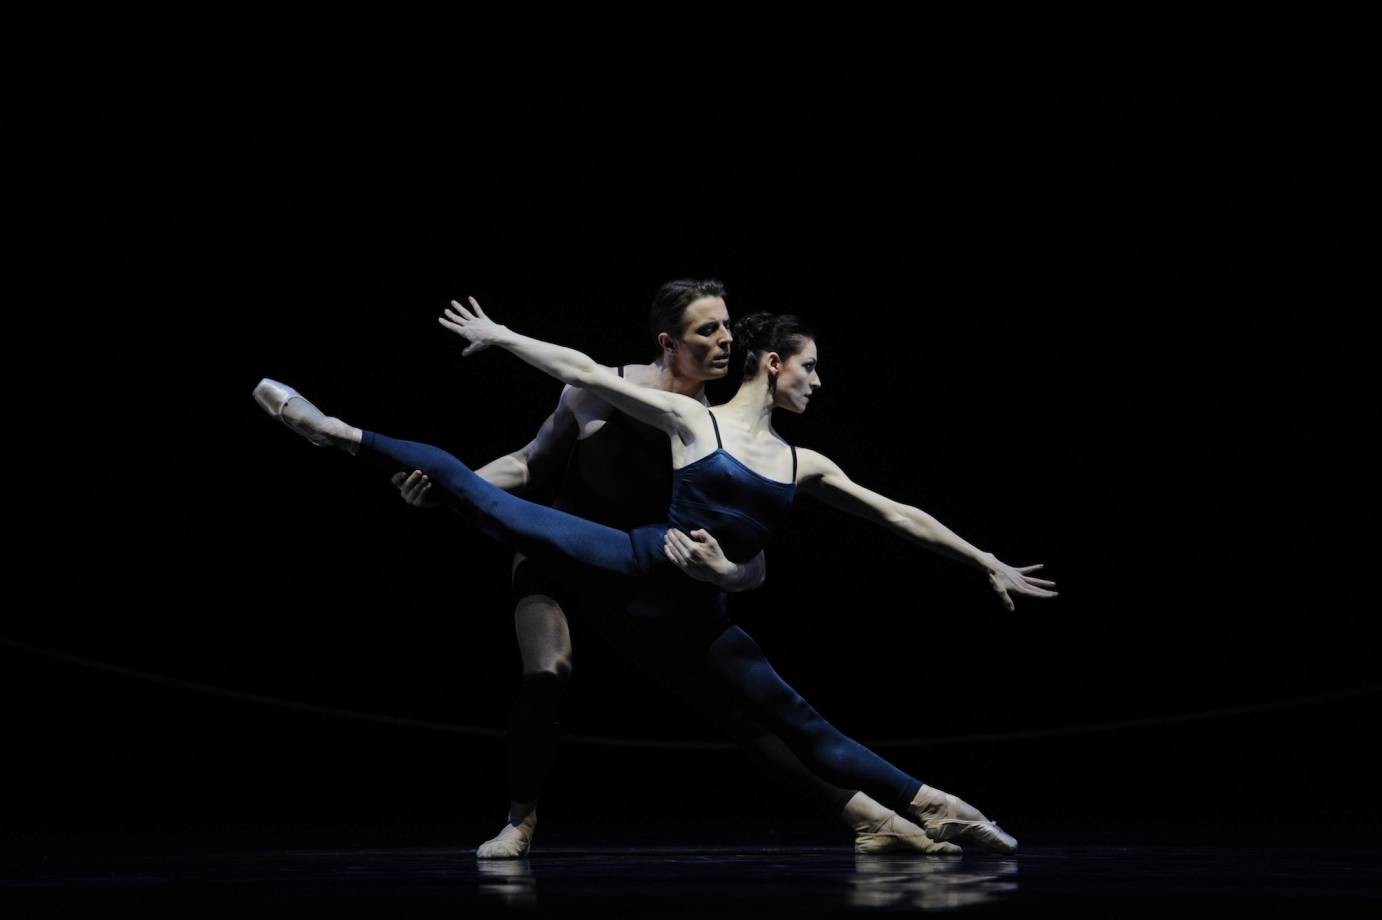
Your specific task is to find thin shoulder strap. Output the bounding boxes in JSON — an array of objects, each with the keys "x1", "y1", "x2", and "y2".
[
  {"x1": 790, "y1": 442, "x2": 798, "y2": 482},
  {"x1": 707, "y1": 410, "x2": 723, "y2": 449},
  {"x1": 617, "y1": 365, "x2": 625, "y2": 378}
]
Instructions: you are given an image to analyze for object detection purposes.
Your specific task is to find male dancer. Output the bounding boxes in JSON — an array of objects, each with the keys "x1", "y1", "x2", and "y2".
[{"x1": 392, "y1": 280, "x2": 955, "y2": 858}]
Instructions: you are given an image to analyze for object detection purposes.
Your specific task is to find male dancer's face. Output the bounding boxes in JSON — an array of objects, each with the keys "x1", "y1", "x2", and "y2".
[{"x1": 672, "y1": 296, "x2": 734, "y2": 381}]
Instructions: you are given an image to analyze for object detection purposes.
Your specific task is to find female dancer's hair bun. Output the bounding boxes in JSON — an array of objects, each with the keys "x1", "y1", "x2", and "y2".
[
  {"x1": 732, "y1": 311, "x2": 775, "y2": 348},
  {"x1": 734, "y1": 312, "x2": 815, "y2": 378}
]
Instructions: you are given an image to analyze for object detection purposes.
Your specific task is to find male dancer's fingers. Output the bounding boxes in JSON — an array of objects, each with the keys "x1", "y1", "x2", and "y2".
[
  {"x1": 449, "y1": 299, "x2": 478, "y2": 321},
  {"x1": 1016, "y1": 564, "x2": 1045, "y2": 573},
  {"x1": 469, "y1": 296, "x2": 488, "y2": 319}
]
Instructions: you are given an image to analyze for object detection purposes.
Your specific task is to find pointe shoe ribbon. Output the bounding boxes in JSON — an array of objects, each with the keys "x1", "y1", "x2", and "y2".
[
  {"x1": 908, "y1": 785, "x2": 1018, "y2": 855},
  {"x1": 854, "y1": 812, "x2": 963, "y2": 856},
  {"x1": 253, "y1": 378, "x2": 333, "y2": 447}
]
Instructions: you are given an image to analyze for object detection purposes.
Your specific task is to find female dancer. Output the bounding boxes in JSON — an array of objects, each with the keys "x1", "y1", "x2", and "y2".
[
  {"x1": 393, "y1": 281, "x2": 947, "y2": 857},
  {"x1": 253, "y1": 299, "x2": 1055, "y2": 853}
]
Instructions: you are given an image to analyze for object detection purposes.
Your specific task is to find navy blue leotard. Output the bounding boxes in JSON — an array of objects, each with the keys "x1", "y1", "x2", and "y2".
[{"x1": 359, "y1": 411, "x2": 925, "y2": 812}]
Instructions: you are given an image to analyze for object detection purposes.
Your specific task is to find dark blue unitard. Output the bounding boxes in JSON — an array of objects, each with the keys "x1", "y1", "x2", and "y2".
[{"x1": 359, "y1": 412, "x2": 924, "y2": 813}]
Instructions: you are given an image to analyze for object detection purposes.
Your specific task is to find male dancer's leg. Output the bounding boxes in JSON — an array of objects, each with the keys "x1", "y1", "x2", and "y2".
[{"x1": 476, "y1": 584, "x2": 573, "y2": 859}]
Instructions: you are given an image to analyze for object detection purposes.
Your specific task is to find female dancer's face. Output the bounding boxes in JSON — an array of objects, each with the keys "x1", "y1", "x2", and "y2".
[
  {"x1": 773, "y1": 338, "x2": 821, "y2": 414},
  {"x1": 671, "y1": 296, "x2": 734, "y2": 381}
]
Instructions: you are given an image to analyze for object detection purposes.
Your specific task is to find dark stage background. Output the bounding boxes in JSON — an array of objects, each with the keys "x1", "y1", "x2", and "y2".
[{"x1": 6, "y1": 126, "x2": 1374, "y2": 848}]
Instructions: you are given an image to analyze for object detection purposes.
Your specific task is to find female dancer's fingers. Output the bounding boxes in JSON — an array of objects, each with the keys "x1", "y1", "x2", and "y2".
[
  {"x1": 664, "y1": 539, "x2": 689, "y2": 567},
  {"x1": 469, "y1": 296, "x2": 488, "y2": 319},
  {"x1": 668, "y1": 531, "x2": 696, "y2": 560},
  {"x1": 1016, "y1": 564, "x2": 1045, "y2": 573},
  {"x1": 666, "y1": 528, "x2": 692, "y2": 553},
  {"x1": 677, "y1": 531, "x2": 711, "y2": 563},
  {"x1": 990, "y1": 572, "x2": 1016, "y2": 611},
  {"x1": 689, "y1": 529, "x2": 720, "y2": 549},
  {"x1": 449, "y1": 299, "x2": 477, "y2": 321},
  {"x1": 439, "y1": 316, "x2": 466, "y2": 335},
  {"x1": 443, "y1": 307, "x2": 469, "y2": 325}
]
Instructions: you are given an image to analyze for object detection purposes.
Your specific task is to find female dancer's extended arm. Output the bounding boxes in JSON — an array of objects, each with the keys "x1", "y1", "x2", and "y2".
[
  {"x1": 438, "y1": 298, "x2": 710, "y2": 448},
  {"x1": 795, "y1": 448, "x2": 1057, "y2": 611}
]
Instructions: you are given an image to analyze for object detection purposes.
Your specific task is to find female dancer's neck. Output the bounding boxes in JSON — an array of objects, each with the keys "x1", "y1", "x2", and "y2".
[{"x1": 718, "y1": 376, "x2": 776, "y2": 432}]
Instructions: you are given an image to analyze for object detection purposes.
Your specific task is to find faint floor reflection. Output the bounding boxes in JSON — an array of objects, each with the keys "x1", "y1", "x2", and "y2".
[
  {"x1": 476, "y1": 858, "x2": 536, "y2": 908},
  {"x1": 848, "y1": 853, "x2": 1019, "y2": 911}
]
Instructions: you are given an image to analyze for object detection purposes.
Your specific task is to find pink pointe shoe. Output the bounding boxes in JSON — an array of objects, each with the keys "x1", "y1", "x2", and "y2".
[
  {"x1": 253, "y1": 378, "x2": 337, "y2": 448},
  {"x1": 907, "y1": 785, "x2": 1018, "y2": 855}
]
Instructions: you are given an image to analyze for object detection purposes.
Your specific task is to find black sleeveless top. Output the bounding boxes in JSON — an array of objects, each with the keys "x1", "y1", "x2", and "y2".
[{"x1": 552, "y1": 366, "x2": 672, "y2": 531}]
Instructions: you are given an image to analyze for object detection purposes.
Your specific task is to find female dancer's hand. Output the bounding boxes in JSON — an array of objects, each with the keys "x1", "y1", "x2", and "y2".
[
  {"x1": 391, "y1": 470, "x2": 442, "y2": 509},
  {"x1": 439, "y1": 297, "x2": 510, "y2": 355},
  {"x1": 664, "y1": 528, "x2": 737, "y2": 585},
  {"x1": 983, "y1": 556, "x2": 1058, "y2": 611}
]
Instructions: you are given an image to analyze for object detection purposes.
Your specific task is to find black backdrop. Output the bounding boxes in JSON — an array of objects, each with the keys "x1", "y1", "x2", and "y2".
[{"x1": 6, "y1": 100, "x2": 1374, "y2": 844}]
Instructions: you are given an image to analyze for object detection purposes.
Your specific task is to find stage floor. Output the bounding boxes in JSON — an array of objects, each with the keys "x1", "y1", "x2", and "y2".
[{"x1": 5, "y1": 830, "x2": 1380, "y2": 916}]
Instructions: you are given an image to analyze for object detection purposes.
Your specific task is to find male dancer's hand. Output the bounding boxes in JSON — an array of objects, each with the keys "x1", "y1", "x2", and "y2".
[{"x1": 391, "y1": 470, "x2": 443, "y2": 509}]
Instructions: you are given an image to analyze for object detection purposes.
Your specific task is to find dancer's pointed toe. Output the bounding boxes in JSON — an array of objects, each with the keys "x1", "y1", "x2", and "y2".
[
  {"x1": 907, "y1": 785, "x2": 1017, "y2": 855},
  {"x1": 253, "y1": 378, "x2": 344, "y2": 448},
  {"x1": 928, "y1": 817, "x2": 1017, "y2": 854}
]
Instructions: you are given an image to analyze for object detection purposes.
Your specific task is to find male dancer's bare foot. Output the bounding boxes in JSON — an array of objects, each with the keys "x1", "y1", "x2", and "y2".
[
  {"x1": 843, "y1": 792, "x2": 962, "y2": 855},
  {"x1": 476, "y1": 802, "x2": 537, "y2": 859},
  {"x1": 253, "y1": 379, "x2": 362, "y2": 453},
  {"x1": 906, "y1": 785, "x2": 1017, "y2": 854}
]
